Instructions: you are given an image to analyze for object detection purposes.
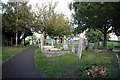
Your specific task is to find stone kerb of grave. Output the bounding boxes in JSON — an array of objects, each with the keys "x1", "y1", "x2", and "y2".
[
  {"x1": 44, "y1": 46, "x2": 64, "y2": 57},
  {"x1": 44, "y1": 46, "x2": 54, "y2": 51}
]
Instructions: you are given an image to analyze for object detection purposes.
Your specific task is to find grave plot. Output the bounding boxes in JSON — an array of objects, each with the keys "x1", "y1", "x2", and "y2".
[{"x1": 43, "y1": 46, "x2": 67, "y2": 57}]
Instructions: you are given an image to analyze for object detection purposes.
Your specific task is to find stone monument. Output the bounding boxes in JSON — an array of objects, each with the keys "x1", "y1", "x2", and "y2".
[{"x1": 63, "y1": 36, "x2": 68, "y2": 50}]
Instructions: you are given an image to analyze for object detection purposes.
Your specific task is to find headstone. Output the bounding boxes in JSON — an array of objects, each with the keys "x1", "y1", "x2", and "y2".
[
  {"x1": 51, "y1": 39, "x2": 54, "y2": 46},
  {"x1": 68, "y1": 35, "x2": 75, "y2": 53},
  {"x1": 30, "y1": 40, "x2": 32, "y2": 45},
  {"x1": 63, "y1": 36, "x2": 68, "y2": 50},
  {"x1": 82, "y1": 38, "x2": 86, "y2": 50},
  {"x1": 87, "y1": 44, "x2": 94, "y2": 51},
  {"x1": 111, "y1": 54, "x2": 120, "y2": 68},
  {"x1": 77, "y1": 38, "x2": 83, "y2": 58},
  {"x1": 71, "y1": 39, "x2": 75, "y2": 53}
]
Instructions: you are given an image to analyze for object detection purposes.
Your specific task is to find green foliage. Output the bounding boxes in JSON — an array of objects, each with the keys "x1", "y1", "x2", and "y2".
[
  {"x1": 85, "y1": 29, "x2": 110, "y2": 43},
  {"x1": 85, "y1": 29, "x2": 104, "y2": 43},
  {"x1": 69, "y1": 2, "x2": 120, "y2": 49},
  {"x1": 2, "y1": 2, "x2": 34, "y2": 46},
  {"x1": 34, "y1": 2, "x2": 72, "y2": 37},
  {"x1": 2, "y1": 2, "x2": 34, "y2": 32},
  {"x1": 35, "y1": 49, "x2": 119, "y2": 78}
]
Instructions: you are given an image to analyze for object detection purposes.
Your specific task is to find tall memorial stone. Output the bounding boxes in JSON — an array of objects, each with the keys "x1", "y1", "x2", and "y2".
[
  {"x1": 77, "y1": 33, "x2": 86, "y2": 58},
  {"x1": 77, "y1": 38, "x2": 83, "y2": 58}
]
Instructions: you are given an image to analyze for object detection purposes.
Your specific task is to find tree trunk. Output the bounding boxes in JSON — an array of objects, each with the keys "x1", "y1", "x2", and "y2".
[
  {"x1": 11, "y1": 37, "x2": 13, "y2": 46},
  {"x1": 15, "y1": 31, "x2": 18, "y2": 47},
  {"x1": 118, "y1": 36, "x2": 120, "y2": 46},
  {"x1": 24, "y1": 38, "x2": 25, "y2": 46},
  {"x1": 103, "y1": 32, "x2": 107, "y2": 50}
]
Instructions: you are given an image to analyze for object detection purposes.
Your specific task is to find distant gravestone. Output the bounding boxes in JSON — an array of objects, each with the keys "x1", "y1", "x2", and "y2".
[
  {"x1": 71, "y1": 39, "x2": 75, "y2": 53},
  {"x1": 88, "y1": 44, "x2": 94, "y2": 51},
  {"x1": 63, "y1": 36, "x2": 68, "y2": 50},
  {"x1": 68, "y1": 35, "x2": 75, "y2": 53},
  {"x1": 51, "y1": 39, "x2": 54, "y2": 46},
  {"x1": 82, "y1": 38, "x2": 86, "y2": 50},
  {"x1": 77, "y1": 38, "x2": 83, "y2": 58}
]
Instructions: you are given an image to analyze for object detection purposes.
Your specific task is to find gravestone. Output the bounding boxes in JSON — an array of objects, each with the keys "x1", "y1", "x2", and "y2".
[
  {"x1": 51, "y1": 39, "x2": 54, "y2": 46},
  {"x1": 111, "y1": 54, "x2": 120, "y2": 68},
  {"x1": 87, "y1": 44, "x2": 94, "y2": 51},
  {"x1": 82, "y1": 38, "x2": 86, "y2": 50},
  {"x1": 63, "y1": 36, "x2": 68, "y2": 50},
  {"x1": 68, "y1": 35, "x2": 75, "y2": 53},
  {"x1": 77, "y1": 38, "x2": 83, "y2": 58},
  {"x1": 71, "y1": 39, "x2": 75, "y2": 53}
]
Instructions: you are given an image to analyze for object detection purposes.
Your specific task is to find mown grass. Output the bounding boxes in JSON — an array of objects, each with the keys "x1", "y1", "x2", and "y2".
[
  {"x1": 2, "y1": 46, "x2": 28, "y2": 62},
  {"x1": 35, "y1": 49, "x2": 119, "y2": 78},
  {"x1": 98, "y1": 41, "x2": 119, "y2": 49}
]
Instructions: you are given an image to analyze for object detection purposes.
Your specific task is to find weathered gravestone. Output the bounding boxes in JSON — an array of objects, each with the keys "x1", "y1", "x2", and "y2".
[
  {"x1": 111, "y1": 54, "x2": 120, "y2": 68},
  {"x1": 82, "y1": 38, "x2": 86, "y2": 50},
  {"x1": 51, "y1": 39, "x2": 54, "y2": 46},
  {"x1": 87, "y1": 43, "x2": 94, "y2": 51},
  {"x1": 71, "y1": 39, "x2": 75, "y2": 53},
  {"x1": 77, "y1": 38, "x2": 83, "y2": 58},
  {"x1": 68, "y1": 36, "x2": 75, "y2": 53},
  {"x1": 63, "y1": 36, "x2": 68, "y2": 50}
]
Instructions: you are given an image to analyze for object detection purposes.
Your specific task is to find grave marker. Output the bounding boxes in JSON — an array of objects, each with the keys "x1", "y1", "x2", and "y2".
[
  {"x1": 63, "y1": 36, "x2": 68, "y2": 50},
  {"x1": 77, "y1": 38, "x2": 83, "y2": 58}
]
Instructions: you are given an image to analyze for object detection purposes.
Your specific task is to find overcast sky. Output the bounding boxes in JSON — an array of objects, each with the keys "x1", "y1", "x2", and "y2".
[
  {"x1": 28, "y1": 0, "x2": 73, "y2": 20},
  {"x1": 1, "y1": 0, "x2": 73, "y2": 20}
]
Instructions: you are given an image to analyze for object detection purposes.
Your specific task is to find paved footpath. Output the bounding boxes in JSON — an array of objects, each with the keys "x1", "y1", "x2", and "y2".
[{"x1": 2, "y1": 47, "x2": 46, "y2": 78}]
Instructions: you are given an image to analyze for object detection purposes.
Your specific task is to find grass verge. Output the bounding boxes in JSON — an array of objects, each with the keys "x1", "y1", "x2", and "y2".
[
  {"x1": 35, "y1": 49, "x2": 119, "y2": 78},
  {"x1": 2, "y1": 46, "x2": 28, "y2": 63}
]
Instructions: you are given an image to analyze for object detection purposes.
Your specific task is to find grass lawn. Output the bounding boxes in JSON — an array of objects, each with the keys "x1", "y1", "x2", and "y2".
[
  {"x1": 35, "y1": 49, "x2": 119, "y2": 78},
  {"x1": 2, "y1": 46, "x2": 29, "y2": 63},
  {"x1": 98, "y1": 41, "x2": 119, "y2": 49}
]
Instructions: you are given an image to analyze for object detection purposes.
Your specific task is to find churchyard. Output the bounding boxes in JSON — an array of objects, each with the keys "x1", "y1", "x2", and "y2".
[
  {"x1": 35, "y1": 36, "x2": 120, "y2": 78},
  {"x1": 2, "y1": 1, "x2": 120, "y2": 79}
]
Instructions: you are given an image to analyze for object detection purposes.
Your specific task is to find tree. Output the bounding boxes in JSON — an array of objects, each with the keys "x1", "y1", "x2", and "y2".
[
  {"x1": 2, "y1": 2, "x2": 34, "y2": 46},
  {"x1": 85, "y1": 29, "x2": 110, "y2": 50},
  {"x1": 85, "y1": 29, "x2": 104, "y2": 43},
  {"x1": 33, "y1": 1, "x2": 72, "y2": 38},
  {"x1": 69, "y1": 2, "x2": 120, "y2": 49}
]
